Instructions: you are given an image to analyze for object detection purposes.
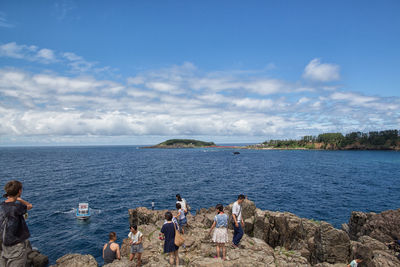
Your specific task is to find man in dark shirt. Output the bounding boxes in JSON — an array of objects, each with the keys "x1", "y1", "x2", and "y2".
[{"x1": 0, "y1": 180, "x2": 33, "y2": 267}]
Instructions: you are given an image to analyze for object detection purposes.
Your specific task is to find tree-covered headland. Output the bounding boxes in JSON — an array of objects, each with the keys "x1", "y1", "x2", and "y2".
[
  {"x1": 151, "y1": 139, "x2": 216, "y2": 148},
  {"x1": 255, "y1": 130, "x2": 400, "y2": 150}
]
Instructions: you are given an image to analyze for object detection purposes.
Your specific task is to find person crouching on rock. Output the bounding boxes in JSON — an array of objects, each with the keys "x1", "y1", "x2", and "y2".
[
  {"x1": 347, "y1": 257, "x2": 363, "y2": 267},
  {"x1": 232, "y1": 194, "x2": 245, "y2": 249},
  {"x1": 103, "y1": 232, "x2": 120, "y2": 265},
  {"x1": 128, "y1": 224, "x2": 143, "y2": 266},
  {"x1": 0, "y1": 180, "x2": 33, "y2": 267},
  {"x1": 175, "y1": 203, "x2": 187, "y2": 235},
  {"x1": 161, "y1": 211, "x2": 179, "y2": 266},
  {"x1": 208, "y1": 204, "x2": 229, "y2": 260}
]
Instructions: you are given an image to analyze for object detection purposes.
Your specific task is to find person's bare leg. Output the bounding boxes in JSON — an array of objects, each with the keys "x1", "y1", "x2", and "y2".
[
  {"x1": 169, "y1": 252, "x2": 174, "y2": 265},
  {"x1": 222, "y1": 244, "x2": 226, "y2": 260},
  {"x1": 130, "y1": 253, "x2": 135, "y2": 261},
  {"x1": 174, "y1": 250, "x2": 179, "y2": 266},
  {"x1": 216, "y1": 244, "x2": 220, "y2": 258},
  {"x1": 136, "y1": 253, "x2": 142, "y2": 266}
]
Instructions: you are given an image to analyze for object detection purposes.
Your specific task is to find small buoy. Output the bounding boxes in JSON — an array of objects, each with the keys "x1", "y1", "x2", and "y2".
[{"x1": 233, "y1": 151, "x2": 240, "y2": 155}]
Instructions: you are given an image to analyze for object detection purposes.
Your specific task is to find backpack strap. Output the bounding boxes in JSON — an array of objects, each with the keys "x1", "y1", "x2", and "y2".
[{"x1": 1, "y1": 216, "x2": 8, "y2": 243}]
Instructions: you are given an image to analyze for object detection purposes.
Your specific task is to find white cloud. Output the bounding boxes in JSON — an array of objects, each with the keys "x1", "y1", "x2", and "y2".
[
  {"x1": 62, "y1": 52, "x2": 96, "y2": 72},
  {"x1": 0, "y1": 62, "x2": 399, "y2": 145},
  {"x1": 0, "y1": 12, "x2": 14, "y2": 28},
  {"x1": 303, "y1": 58, "x2": 340, "y2": 82},
  {"x1": 0, "y1": 42, "x2": 37, "y2": 59},
  {"x1": 36, "y1": 49, "x2": 56, "y2": 62},
  {"x1": 330, "y1": 92, "x2": 378, "y2": 106},
  {"x1": 0, "y1": 42, "x2": 107, "y2": 73}
]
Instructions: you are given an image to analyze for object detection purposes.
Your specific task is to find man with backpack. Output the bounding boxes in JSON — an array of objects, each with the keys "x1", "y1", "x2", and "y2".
[
  {"x1": 0, "y1": 180, "x2": 33, "y2": 266},
  {"x1": 231, "y1": 194, "x2": 245, "y2": 248}
]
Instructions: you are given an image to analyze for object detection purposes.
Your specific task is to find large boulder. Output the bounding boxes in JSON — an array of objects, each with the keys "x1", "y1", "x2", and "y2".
[
  {"x1": 312, "y1": 222, "x2": 350, "y2": 264},
  {"x1": 129, "y1": 207, "x2": 168, "y2": 226},
  {"x1": 50, "y1": 254, "x2": 98, "y2": 267},
  {"x1": 346, "y1": 209, "x2": 400, "y2": 243}
]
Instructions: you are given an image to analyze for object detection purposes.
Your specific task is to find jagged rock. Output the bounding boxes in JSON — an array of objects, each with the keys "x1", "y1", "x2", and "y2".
[
  {"x1": 129, "y1": 207, "x2": 168, "y2": 226},
  {"x1": 253, "y1": 209, "x2": 319, "y2": 263},
  {"x1": 346, "y1": 209, "x2": 400, "y2": 243},
  {"x1": 253, "y1": 208, "x2": 268, "y2": 240},
  {"x1": 312, "y1": 222, "x2": 350, "y2": 264},
  {"x1": 50, "y1": 254, "x2": 98, "y2": 267},
  {"x1": 273, "y1": 246, "x2": 310, "y2": 267},
  {"x1": 52, "y1": 202, "x2": 400, "y2": 266},
  {"x1": 244, "y1": 216, "x2": 254, "y2": 236},
  {"x1": 358, "y1": 235, "x2": 387, "y2": 251},
  {"x1": 104, "y1": 258, "x2": 136, "y2": 266},
  {"x1": 371, "y1": 250, "x2": 400, "y2": 267},
  {"x1": 313, "y1": 264, "x2": 346, "y2": 267},
  {"x1": 349, "y1": 240, "x2": 374, "y2": 266},
  {"x1": 30, "y1": 251, "x2": 49, "y2": 267}
]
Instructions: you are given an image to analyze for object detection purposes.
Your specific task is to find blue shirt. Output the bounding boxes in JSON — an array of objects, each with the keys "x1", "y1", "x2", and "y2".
[{"x1": 214, "y1": 213, "x2": 228, "y2": 228}]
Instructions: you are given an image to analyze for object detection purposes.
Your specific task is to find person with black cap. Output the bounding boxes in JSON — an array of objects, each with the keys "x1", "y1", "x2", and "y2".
[{"x1": 0, "y1": 180, "x2": 33, "y2": 267}]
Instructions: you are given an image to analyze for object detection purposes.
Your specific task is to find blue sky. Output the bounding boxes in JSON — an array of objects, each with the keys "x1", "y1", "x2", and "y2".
[{"x1": 0, "y1": 0, "x2": 399, "y2": 145}]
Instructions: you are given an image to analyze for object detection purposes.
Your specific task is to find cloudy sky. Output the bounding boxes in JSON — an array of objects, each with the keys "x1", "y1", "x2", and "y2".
[{"x1": 1, "y1": 1, "x2": 399, "y2": 146}]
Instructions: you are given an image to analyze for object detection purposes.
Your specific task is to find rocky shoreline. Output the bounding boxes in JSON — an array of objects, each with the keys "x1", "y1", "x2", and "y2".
[{"x1": 42, "y1": 200, "x2": 400, "y2": 266}]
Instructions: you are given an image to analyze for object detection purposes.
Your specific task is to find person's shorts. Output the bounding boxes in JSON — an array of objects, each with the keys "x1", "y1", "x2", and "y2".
[
  {"x1": 178, "y1": 217, "x2": 187, "y2": 227},
  {"x1": 130, "y1": 243, "x2": 144, "y2": 253}
]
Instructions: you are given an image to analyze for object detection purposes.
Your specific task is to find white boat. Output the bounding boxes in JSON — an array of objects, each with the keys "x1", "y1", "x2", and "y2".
[{"x1": 76, "y1": 203, "x2": 90, "y2": 220}]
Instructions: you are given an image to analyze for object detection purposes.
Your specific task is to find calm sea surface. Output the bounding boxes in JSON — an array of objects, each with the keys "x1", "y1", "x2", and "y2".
[{"x1": 0, "y1": 146, "x2": 399, "y2": 264}]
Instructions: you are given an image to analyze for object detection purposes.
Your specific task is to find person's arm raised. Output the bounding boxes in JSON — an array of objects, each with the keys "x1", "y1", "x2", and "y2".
[{"x1": 17, "y1": 197, "x2": 33, "y2": 210}]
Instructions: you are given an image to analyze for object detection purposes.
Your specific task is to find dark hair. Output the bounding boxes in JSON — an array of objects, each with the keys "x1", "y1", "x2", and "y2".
[
  {"x1": 130, "y1": 225, "x2": 137, "y2": 231},
  {"x1": 109, "y1": 232, "x2": 116, "y2": 240},
  {"x1": 176, "y1": 203, "x2": 181, "y2": 209},
  {"x1": 165, "y1": 211, "x2": 173, "y2": 221},
  {"x1": 3, "y1": 180, "x2": 23, "y2": 198},
  {"x1": 176, "y1": 194, "x2": 182, "y2": 201},
  {"x1": 238, "y1": 194, "x2": 245, "y2": 200},
  {"x1": 215, "y1": 204, "x2": 224, "y2": 213}
]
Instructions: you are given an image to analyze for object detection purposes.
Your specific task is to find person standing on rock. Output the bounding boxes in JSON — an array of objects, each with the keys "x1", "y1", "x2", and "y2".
[
  {"x1": 102, "y1": 232, "x2": 121, "y2": 265},
  {"x1": 176, "y1": 194, "x2": 188, "y2": 216},
  {"x1": 231, "y1": 194, "x2": 245, "y2": 248},
  {"x1": 161, "y1": 211, "x2": 179, "y2": 266},
  {"x1": 209, "y1": 204, "x2": 229, "y2": 260},
  {"x1": 175, "y1": 203, "x2": 187, "y2": 235},
  {"x1": 128, "y1": 225, "x2": 143, "y2": 266},
  {"x1": 0, "y1": 180, "x2": 33, "y2": 267}
]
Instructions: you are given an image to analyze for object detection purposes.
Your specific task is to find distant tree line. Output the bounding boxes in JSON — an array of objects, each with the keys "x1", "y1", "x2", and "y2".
[{"x1": 262, "y1": 130, "x2": 400, "y2": 150}]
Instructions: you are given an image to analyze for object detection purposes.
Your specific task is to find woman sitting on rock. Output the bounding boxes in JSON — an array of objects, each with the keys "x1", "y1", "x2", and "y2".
[
  {"x1": 161, "y1": 211, "x2": 179, "y2": 266},
  {"x1": 208, "y1": 203, "x2": 229, "y2": 260}
]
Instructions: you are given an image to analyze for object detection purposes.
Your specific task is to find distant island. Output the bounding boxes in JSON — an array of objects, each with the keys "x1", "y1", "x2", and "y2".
[
  {"x1": 249, "y1": 129, "x2": 400, "y2": 151},
  {"x1": 146, "y1": 139, "x2": 216, "y2": 148}
]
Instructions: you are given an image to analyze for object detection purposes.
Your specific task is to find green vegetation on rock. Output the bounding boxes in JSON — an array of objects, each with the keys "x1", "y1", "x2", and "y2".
[
  {"x1": 153, "y1": 139, "x2": 215, "y2": 148},
  {"x1": 252, "y1": 129, "x2": 400, "y2": 150}
]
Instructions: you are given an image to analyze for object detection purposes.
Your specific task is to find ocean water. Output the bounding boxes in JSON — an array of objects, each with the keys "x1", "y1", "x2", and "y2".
[{"x1": 0, "y1": 146, "x2": 399, "y2": 264}]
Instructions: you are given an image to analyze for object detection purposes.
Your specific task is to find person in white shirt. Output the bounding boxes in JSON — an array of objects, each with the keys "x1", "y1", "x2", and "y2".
[
  {"x1": 176, "y1": 194, "x2": 188, "y2": 215},
  {"x1": 128, "y1": 225, "x2": 143, "y2": 266},
  {"x1": 231, "y1": 194, "x2": 245, "y2": 248}
]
